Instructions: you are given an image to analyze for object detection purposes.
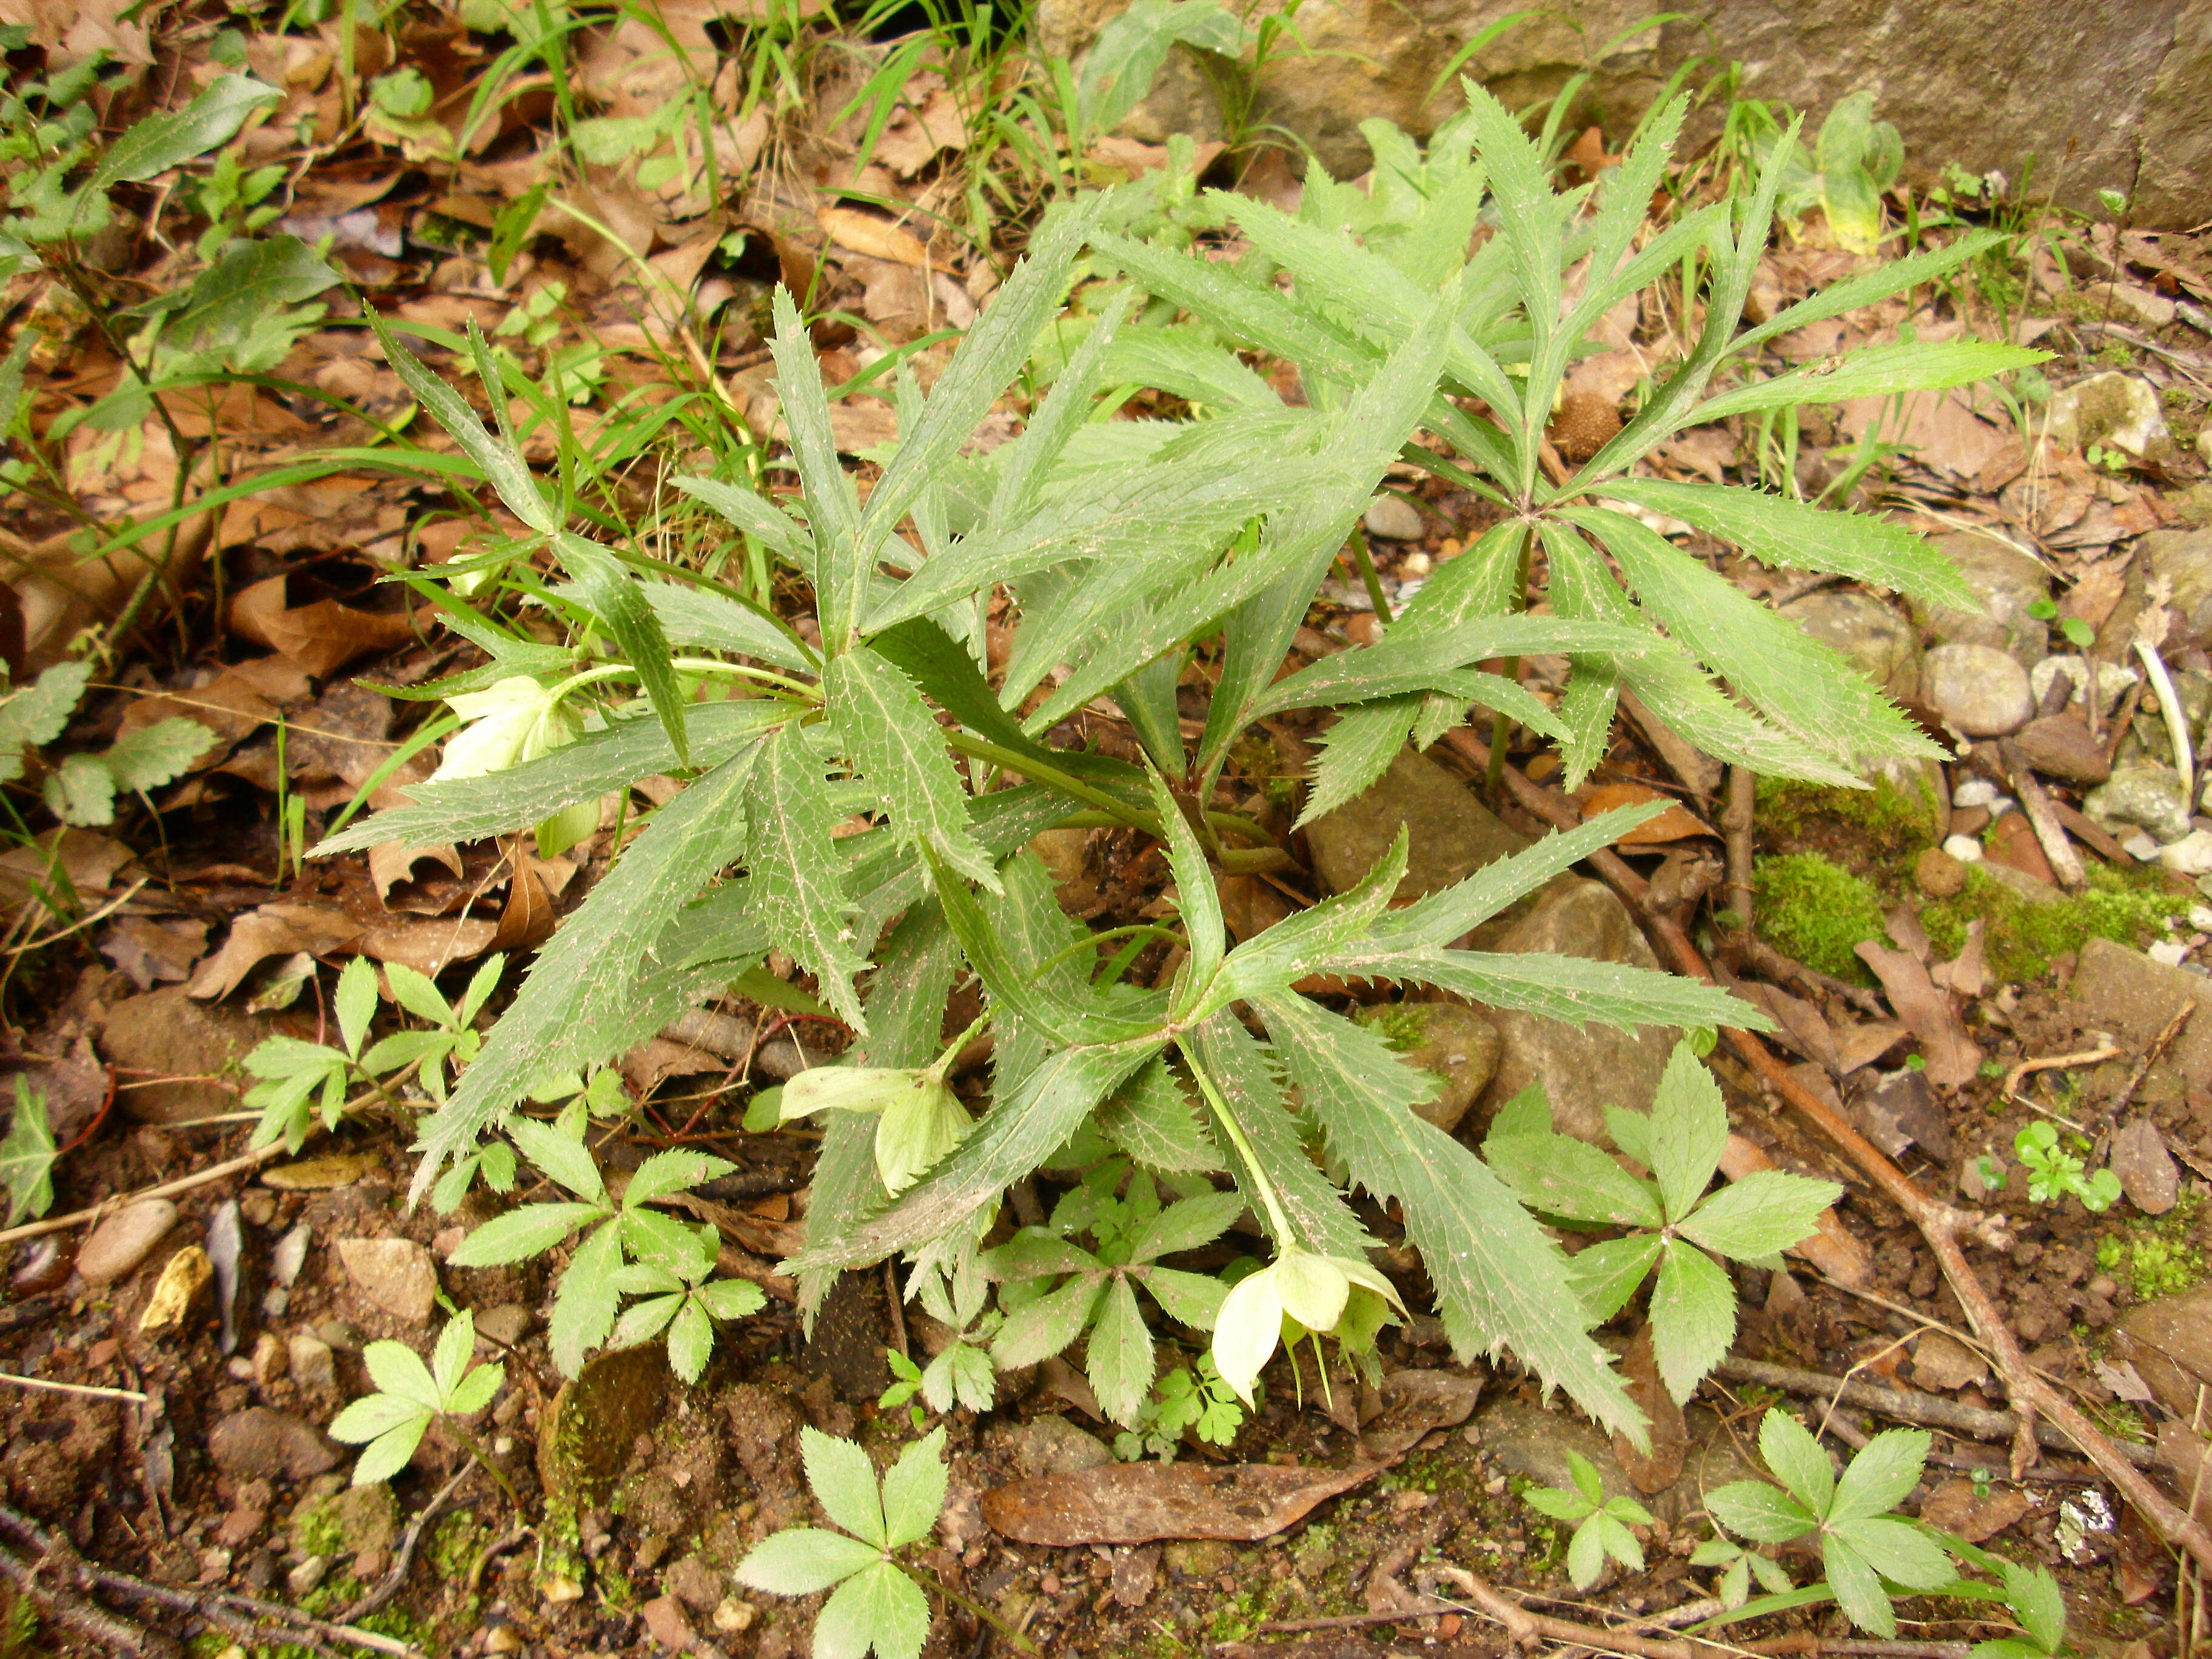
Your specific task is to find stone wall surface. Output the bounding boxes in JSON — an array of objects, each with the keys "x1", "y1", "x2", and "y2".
[{"x1": 1035, "y1": 0, "x2": 2212, "y2": 228}]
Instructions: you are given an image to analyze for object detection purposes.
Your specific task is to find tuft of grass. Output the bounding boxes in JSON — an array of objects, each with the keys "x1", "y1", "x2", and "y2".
[{"x1": 1754, "y1": 853, "x2": 1889, "y2": 982}]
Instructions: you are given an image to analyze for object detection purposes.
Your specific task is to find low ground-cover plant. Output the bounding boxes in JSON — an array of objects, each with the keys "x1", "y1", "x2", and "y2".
[
  {"x1": 307, "y1": 87, "x2": 2042, "y2": 1448},
  {"x1": 1523, "y1": 1450, "x2": 1654, "y2": 1589},
  {"x1": 2013, "y1": 1122, "x2": 2120, "y2": 1212}
]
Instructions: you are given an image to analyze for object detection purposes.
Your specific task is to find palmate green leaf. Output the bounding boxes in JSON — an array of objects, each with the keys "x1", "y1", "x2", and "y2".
[
  {"x1": 411, "y1": 744, "x2": 759, "y2": 1204},
  {"x1": 101, "y1": 717, "x2": 216, "y2": 793},
  {"x1": 1591, "y1": 478, "x2": 1977, "y2": 612},
  {"x1": 1831, "y1": 1428, "x2": 1931, "y2": 1520},
  {"x1": 1248, "y1": 614, "x2": 1646, "y2": 723},
  {"x1": 1350, "y1": 947, "x2": 1755, "y2": 1035},
  {"x1": 1690, "y1": 340, "x2": 2049, "y2": 424},
  {"x1": 737, "y1": 1529, "x2": 880, "y2": 1595},
  {"x1": 1760, "y1": 1408, "x2": 1837, "y2": 1515},
  {"x1": 789, "y1": 1038, "x2": 1161, "y2": 1276},
  {"x1": 318, "y1": 700, "x2": 780, "y2": 856},
  {"x1": 828, "y1": 645, "x2": 995, "y2": 890},
  {"x1": 992, "y1": 1270, "x2": 1106, "y2": 1368},
  {"x1": 329, "y1": 1390, "x2": 426, "y2": 1446},
  {"x1": 1650, "y1": 1239, "x2": 1735, "y2": 1402},
  {"x1": 1099, "y1": 323, "x2": 1280, "y2": 412},
  {"x1": 1091, "y1": 229, "x2": 1366, "y2": 388},
  {"x1": 1647, "y1": 1042, "x2": 1731, "y2": 1222},
  {"x1": 549, "y1": 1219, "x2": 625, "y2": 1375},
  {"x1": 1093, "y1": 1057, "x2": 1221, "y2": 1173},
  {"x1": 816, "y1": 1560, "x2": 930, "y2": 1659},
  {"x1": 448, "y1": 1201, "x2": 604, "y2": 1267},
  {"x1": 804, "y1": 1425, "x2": 888, "y2": 1547},
  {"x1": 1130, "y1": 1191, "x2": 1243, "y2": 1262},
  {"x1": 1482, "y1": 1127, "x2": 1660, "y2": 1228},
  {"x1": 1678, "y1": 1169, "x2": 1840, "y2": 1260},
  {"x1": 1566, "y1": 1233, "x2": 1663, "y2": 1322},
  {"x1": 1566, "y1": 508, "x2": 1938, "y2": 768},
  {"x1": 0, "y1": 662, "x2": 90, "y2": 770},
  {"x1": 1258, "y1": 993, "x2": 1646, "y2": 1447},
  {"x1": 0, "y1": 1081, "x2": 55, "y2": 1228},
  {"x1": 89, "y1": 75, "x2": 281, "y2": 190},
  {"x1": 1706, "y1": 1478, "x2": 1819, "y2": 1546},
  {"x1": 42, "y1": 754, "x2": 115, "y2": 827},
  {"x1": 367, "y1": 310, "x2": 555, "y2": 535},
  {"x1": 1140, "y1": 1265, "x2": 1228, "y2": 1328},
  {"x1": 1087, "y1": 1275, "x2": 1157, "y2": 1426},
  {"x1": 750, "y1": 723, "x2": 869, "y2": 1029},
  {"x1": 880, "y1": 1427, "x2": 949, "y2": 1549}
]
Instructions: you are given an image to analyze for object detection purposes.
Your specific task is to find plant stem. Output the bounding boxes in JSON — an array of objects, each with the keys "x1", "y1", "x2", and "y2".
[
  {"x1": 911, "y1": 1565, "x2": 1045, "y2": 1657},
  {"x1": 1185, "y1": 1056, "x2": 1295, "y2": 1241},
  {"x1": 444, "y1": 1419, "x2": 526, "y2": 1511},
  {"x1": 944, "y1": 732, "x2": 1156, "y2": 831},
  {"x1": 1484, "y1": 521, "x2": 1540, "y2": 803},
  {"x1": 1347, "y1": 526, "x2": 1394, "y2": 623}
]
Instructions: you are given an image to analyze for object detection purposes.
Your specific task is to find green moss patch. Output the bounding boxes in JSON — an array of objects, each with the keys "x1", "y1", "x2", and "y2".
[
  {"x1": 1754, "y1": 854, "x2": 1890, "y2": 981},
  {"x1": 1757, "y1": 777, "x2": 1940, "y2": 868},
  {"x1": 1922, "y1": 864, "x2": 2194, "y2": 982},
  {"x1": 2097, "y1": 1191, "x2": 2207, "y2": 1302}
]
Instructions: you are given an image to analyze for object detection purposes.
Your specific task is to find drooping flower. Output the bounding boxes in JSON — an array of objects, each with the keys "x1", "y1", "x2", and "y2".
[
  {"x1": 432, "y1": 675, "x2": 596, "y2": 856},
  {"x1": 1209, "y1": 1245, "x2": 1406, "y2": 1406},
  {"x1": 779, "y1": 1066, "x2": 973, "y2": 1195}
]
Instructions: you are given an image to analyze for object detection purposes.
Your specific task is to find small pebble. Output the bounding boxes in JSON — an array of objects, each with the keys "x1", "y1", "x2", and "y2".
[
  {"x1": 2190, "y1": 905, "x2": 2212, "y2": 930},
  {"x1": 485, "y1": 1629, "x2": 524, "y2": 1655},
  {"x1": 287, "y1": 1557, "x2": 330, "y2": 1597},
  {"x1": 712, "y1": 1598, "x2": 757, "y2": 1634},
  {"x1": 77, "y1": 1199, "x2": 178, "y2": 1286},
  {"x1": 2125, "y1": 830, "x2": 2165, "y2": 862},
  {"x1": 1952, "y1": 778, "x2": 1999, "y2": 808},
  {"x1": 1362, "y1": 495, "x2": 1424, "y2": 541},
  {"x1": 1942, "y1": 833, "x2": 1985, "y2": 863},
  {"x1": 1401, "y1": 550, "x2": 1433, "y2": 577},
  {"x1": 2150, "y1": 940, "x2": 2191, "y2": 967}
]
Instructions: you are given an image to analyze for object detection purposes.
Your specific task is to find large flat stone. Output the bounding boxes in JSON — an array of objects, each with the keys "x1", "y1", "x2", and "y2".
[
  {"x1": 1304, "y1": 747, "x2": 1529, "y2": 905},
  {"x1": 2069, "y1": 937, "x2": 2212, "y2": 1090},
  {"x1": 2111, "y1": 1285, "x2": 2212, "y2": 1419}
]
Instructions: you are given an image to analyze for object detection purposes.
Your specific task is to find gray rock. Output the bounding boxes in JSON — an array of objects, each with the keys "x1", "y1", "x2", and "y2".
[
  {"x1": 1781, "y1": 589, "x2": 1922, "y2": 700},
  {"x1": 2013, "y1": 714, "x2": 2110, "y2": 786},
  {"x1": 2068, "y1": 936, "x2": 2212, "y2": 1091},
  {"x1": 991, "y1": 1414, "x2": 1113, "y2": 1480},
  {"x1": 207, "y1": 1407, "x2": 343, "y2": 1483},
  {"x1": 99, "y1": 987, "x2": 265, "y2": 1124},
  {"x1": 76, "y1": 1199, "x2": 176, "y2": 1285},
  {"x1": 1908, "y1": 534, "x2": 2050, "y2": 665},
  {"x1": 1469, "y1": 878, "x2": 1677, "y2": 1145},
  {"x1": 1922, "y1": 643, "x2": 2034, "y2": 737},
  {"x1": 1358, "y1": 1001, "x2": 1501, "y2": 1134},
  {"x1": 2085, "y1": 762, "x2": 2194, "y2": 845},
  {"x1": 287, "y1": 1333, "x2": 337, "y2": 1393},
  {"x1": 337, "y1": 1237, "x2": 438, "y2": 1325},
  {"x1": 476, "y1": 1304, "x2": 533, "y2": 1350},
  {"x1": 1362, "y1": 495, "x2": 1424, "y2": 541},
  {"x1": 1911, "y1": 1331, "x2": 1988, "y2": 1392},
  {"x1": 1974, "y1": 860, "x2": 2066, "y2": 908},
  {"x1": 2031, "y1": 656, "x2": 2138, "y2": 719},
  {"x1": 1305, "y1": 747, "x2": 1529, "y2": 906},
  {"x1": 2048, "y1": 372, "x2": 2176, "y2": 463},
  {"x1": 2142, "y1": 527, "x2": 2212, "y2": 640},
  {"x1": 1036, "y1": 1, "x2": 2205, "y2": 227},
  {"x1": 2111, "y1": 1285, "x2": 2212, "y2": 1419}
]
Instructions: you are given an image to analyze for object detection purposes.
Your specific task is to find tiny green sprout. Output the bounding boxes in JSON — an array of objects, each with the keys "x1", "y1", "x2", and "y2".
[
  {"x1": 1689, "y1": 1533, "x2": 1792, "y2": 1609},
  {"x1": 329, "y1": 1310, "x2": 514, "y2": 1500},
  {"x1": 1979, "y1": 1059, "x2": 2008, "y2": 1081},
  {"x1": 2097, "y1": 187, "x2": 2129, "y2": 218},
  {"x1": 2060, "y1": 617, "x2": 2096, "y2": 649},
  {"x1": 1522, "y1": 1450, "x2": 1654, "y2": 1589},
  {"x1": 608, "y1": 1220, "x2": 765, "y2": 1384},
  {"x1": 2013, "y1": 1122, "x2": 2120, "y2": 1210},
  {"x1": 1905, "y1": 1053, "x2": 1927, "y2": 1073},
  {"x1": 2026, "y1": 597, "x2": 2059, "y2": 622},
  {"x1": 1972, "y1": 1153, "x2": 2008, "y2": 1194},
  {"x1": 879, "y1": 1351, "x2": 930, "y2": 1430}
]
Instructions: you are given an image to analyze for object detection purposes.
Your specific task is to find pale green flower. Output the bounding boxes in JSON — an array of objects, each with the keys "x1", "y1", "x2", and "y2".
[
  {"x1": 1208, "y1": 1245, "x2": 1405, "y2": 1406},
  {"x1": 780, "y1": 1066, "x2": 973, "y2": 1196},
  {"x1": 433, "y1": 675, "x2": 596, "y2": 856}
]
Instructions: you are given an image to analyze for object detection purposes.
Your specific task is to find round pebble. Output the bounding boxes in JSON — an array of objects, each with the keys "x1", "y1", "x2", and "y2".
[
  {"x1": 1942, "y1": 833, "x2": 1985, "y2": 863},
  {"x1": 1923, "y1": 643, "x2": 2034, "y2": 737},
  {"x1": 1952, "y1": 778, "x2": 1999, "y2": 808},
  {"x1": 1362, "y1": 494, "x2": 1424, "y2": 541},
  {"x1": 76, "y1": 1198, "x2": 178, "y2": 1286}
]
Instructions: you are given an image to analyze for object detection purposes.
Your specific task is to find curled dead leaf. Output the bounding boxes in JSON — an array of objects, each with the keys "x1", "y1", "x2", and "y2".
[
  {"x1": 1580, "y1": 780, "x2": 1712, "y2": 845},
  {"x1": 229, "y1": 574, "x2": 425, "y2": 677}
]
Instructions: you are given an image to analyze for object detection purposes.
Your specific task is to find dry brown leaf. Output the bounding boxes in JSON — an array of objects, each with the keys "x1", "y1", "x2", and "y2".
[
  {"x1": 817, "y1": 205, "x2": 936, "y2": 271},
  {"x1": 1930, "y1": 917, "x2": 1988, "y2": 997},
  {"x1": 489, "y1": 854, "x2": 558, "y2": 953},
  {"x1": 230, "y1": 575, "x2": 424, "y2": 677},
  {"x1": 360, "y1": 916, "x2": 498, "y2": 977},
  {"x1": 187, "y1": 900, "x2": 364, "y2": 1001},
  {"x1": 100, "y1": 916, "x2": 210, "y2": 990},
  {"x1": 369, "y1": 841, "x2": 464, "y2": 904},
  {"x1": 1580, "y1": 780, "x2": 1714, "y2": 844},
  {"x1": 1840, "y1": 384, "x2": 2011, "y2": 480},
  {"x1": 2111, "y1": 1118, "x2": 2179, "y2": 1215},
  {"x1": 1610, "y1": 1321, "x2": 1687, "y2": 1494},
  {"x1": 1852, "y1": 939, "x2": 1982, "y2": 1091},
  {"x1": 1830, "y1": 1015, "x2": 1908, "y2": 1074},
  {"x1": 980, "y1": 1461, "x2": 1383, "y2": 1546},
  {"x1": 1740, "y1": 982, "x2": 1841, "y2": 1073}
]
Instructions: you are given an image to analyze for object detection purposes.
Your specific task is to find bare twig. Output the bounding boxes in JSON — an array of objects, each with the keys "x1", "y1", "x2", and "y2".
[
  {"x1": 1996, "y1": 742, "x2": 2085, "y2": 891},
  {"x1": 0, "y1": 1371, "x2": 149, "y2": 1404},
  {"x1": 2003, "y1": 1045, "x2": 2122, "y2": 1104},
  {"x1": 1723, "y1": 765, "x2": 1757, "y2": 931},
  {"x1": 0, "y1": 1542, "x2": 173, "y2": 1658},
  {"x1": 1714, "y1": 1357, "x2": 2155, "y2": 1467},
  {"x1": 335, "y1": 1463, "x2": 472, "y2": 1623},
  {"x1": 1742, "y1": 937, "x2": 1891, "y2": 1017},
  {"x1": 1436, "y1": 724, "x2": 2212, "y2": 1575},
  {"x1": 2111, "y1": 999, "x2": 2196, "y2": 1119}
]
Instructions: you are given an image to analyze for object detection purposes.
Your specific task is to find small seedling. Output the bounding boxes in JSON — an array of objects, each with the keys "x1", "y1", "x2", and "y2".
[
  {"x1": 1689, "y1": 1533, "x2": 1793, "y2": 1608},
  {"x1": 738, "y1": 1427, "x2": 976, "y2": 1659},
  {"x1": 1972, "y1": 1153, "x2": 2008, "y2": 1193},
  {"x1": 1706, "y1": 1409, "x2": 1954, "y2": 1636},
  {"x1": 1114, "y1": 1356, "x2": 1245, "y2": 1461},
  {"x1": 1486, "y1": 1042, "x2": 1840, "y2": 1401},
  {"x1": 2013, "y1": 1122, "x2": 2120, "y2": 1211},
  {"x1": 330, "y1": 1310, "x2": 514, "y2": 1499},
  {"x1": 2025, "y1": 597, "x2": 2096, "y2": 648},
  {"x1": 1522, "y1": 1450, "x2": 1654, "y2": 1589}
]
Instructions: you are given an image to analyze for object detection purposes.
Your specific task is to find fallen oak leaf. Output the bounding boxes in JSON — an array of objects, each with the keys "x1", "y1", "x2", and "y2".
[
  {"x1": 230, "y1": 575, "x2": 427, "y2": 678},
  {"x1": 1854, "y1": 937, "x2": 1982, "y2": 1091}
]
